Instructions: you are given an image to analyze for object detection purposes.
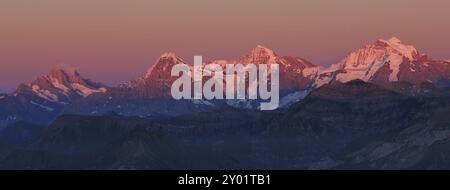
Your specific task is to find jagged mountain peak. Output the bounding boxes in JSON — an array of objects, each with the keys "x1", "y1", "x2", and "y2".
[
  {"x1": 46, "y1": 65, "x2": 84, "y2": 86},
  {"x1": 43, "y1": 64, "x2": 100, "y2": 88},
  {"x1": 145, "y1": 52, "x2": 185, "y2": 78},
  {"x1": 235, "y1": 44, "x2": 280, "y2": 66},
  {"x1": 384, "y1": 36, "x2": 402, "y2": 43},
  {"x1": 157, "y1": 52, "x2": 181, "y2": 60},
  {"x1": 253, "y1": 44, "x2": 275, "y2": 52},
  {"x1": 316, "y1": 37, "x2": 449, "y2": 88},
  {"x1": 14, "y1": 65, "x2": 107, "y2": 104},
  {"x1": 51, "y1": 64, "x2": 80, "y2": 77}
]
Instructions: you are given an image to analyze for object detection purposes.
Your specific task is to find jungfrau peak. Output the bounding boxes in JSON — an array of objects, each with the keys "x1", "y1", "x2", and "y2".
[
  {"x1": 49, "y1": 65, "x2": 106, "y2": 97},
  {"x1": 315, "y1": 37, "x2": 450, "y2": 87}
]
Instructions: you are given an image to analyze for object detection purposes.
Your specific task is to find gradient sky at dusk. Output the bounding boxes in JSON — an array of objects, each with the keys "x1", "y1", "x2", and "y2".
[{"x1": 1, "y1": 0, "x2": 449, "y2": 92}]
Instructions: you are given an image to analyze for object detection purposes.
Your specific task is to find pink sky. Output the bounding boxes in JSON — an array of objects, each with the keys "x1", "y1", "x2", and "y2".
[{"x1": 0, "y1": 0, "x2": 449, "y2": 92}]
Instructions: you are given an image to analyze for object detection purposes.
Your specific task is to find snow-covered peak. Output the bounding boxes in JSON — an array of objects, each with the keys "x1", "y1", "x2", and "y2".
[
  {"x1": 0, "y1": 93, "x2": 6, "y2": 99},
  {"x1": 156, "y1": 52, "x2": 184, "y2": 63},
  {"x1": 145, "y1": 52, "x2": 185, "y2": 78},
  {"x1": 46, "y1": 65, "x2": 87, "y2": 92},
  {"x1": 249, "y1": 45, "x2": 277, "y2": 58},
  {"x1": 316, "y1": 37, "x2": 418, "y2": 85},
  {"x1": 377, "y1": 37, "x2": 418, "y2": 60},
  {"x1": 17, "y1": 65, "x2": 108, "y2": 103},
  {"x1": 314, "y1": 37, "x2": 444, "y2": 87}
]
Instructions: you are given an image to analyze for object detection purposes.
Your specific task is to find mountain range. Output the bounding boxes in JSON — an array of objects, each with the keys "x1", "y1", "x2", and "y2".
[
  {"x1": 0, "y1": 37, "x2": 449, "y2": 127},
  {"x1": 0, "y1": 37, "x2": 450, "y2": 169}
]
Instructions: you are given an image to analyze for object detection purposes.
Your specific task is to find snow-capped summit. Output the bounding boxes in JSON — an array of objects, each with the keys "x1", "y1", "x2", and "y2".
[
  {"x1": 120, "y1": 52, "x2": 187, "y2": 97},
  {"x1": 144, "y1": 52, "x2": 185, "y2": 79},
  {"x1": 120, "y1": 45, "x2": 319, "y2": 103},
  {"x1": 239, "y1": 45, "x2": 278, "y2": 65},
  {"x1": 238, "y1": 45, "x2": 318, "y2": 89},
  {"x1": 315, "y1": 37, "x2": 450, "y2": 87},
  {"x1": 0, "y1": 65, "x2": 108, "y2": 127},
  {"x1": 376, "y1": 36, "x2": 418, "y2": 60},
  {"x1": 210, "y1": 45, "x2": 315, "y2": 90},
  {"x1": 250, "y1": 45, "x2": 277, "y2": 58},
  {"x1": 14, "y1": 65, "x2": 107, "y2": 105},
  {"x1": 158, "y1": 52, "x2": 179, "y2": 59},
  {"x1": 208, "y1": 45, "x2": 318, "y2": 108}
]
